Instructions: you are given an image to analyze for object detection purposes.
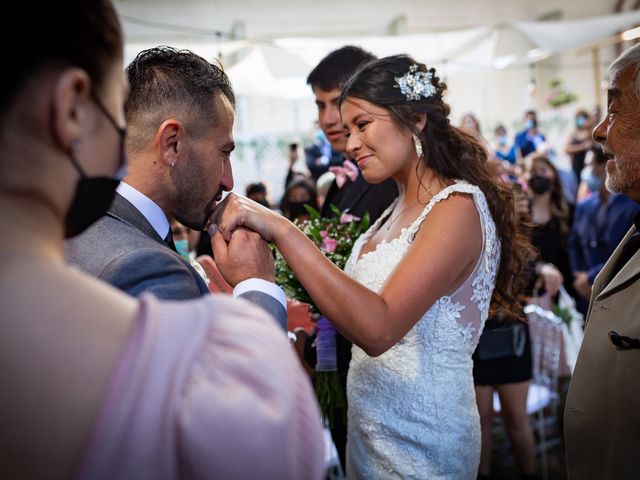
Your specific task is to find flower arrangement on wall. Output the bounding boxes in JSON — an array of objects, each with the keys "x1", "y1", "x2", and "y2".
[{"x1": 546, "y1": 78, "x2": 578, "y2": 109}]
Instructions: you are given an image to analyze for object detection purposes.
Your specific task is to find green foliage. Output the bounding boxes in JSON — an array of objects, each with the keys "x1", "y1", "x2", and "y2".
[
  {"x1": 546, "y1": 77, "x2": 578, "y2": 109},
  {"x1": 552, "y1": 304, "x2": 573, "y2": 326},
  {"x1": 315, "y1": 371, "x2": 347, "y2": 428},
  {"x1": 273, "y1": 205, "x2": 370, "y2": 314}
]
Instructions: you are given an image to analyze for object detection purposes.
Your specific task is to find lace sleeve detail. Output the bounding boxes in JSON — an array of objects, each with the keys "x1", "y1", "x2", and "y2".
[{"x1": 402, "y1": 180, "x2": 500, "y2": 316}]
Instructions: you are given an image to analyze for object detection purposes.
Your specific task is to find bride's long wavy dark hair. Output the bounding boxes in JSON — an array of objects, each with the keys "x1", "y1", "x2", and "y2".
[{"x1": 340, "y1": 54, "x2": 534, "y2": 318}]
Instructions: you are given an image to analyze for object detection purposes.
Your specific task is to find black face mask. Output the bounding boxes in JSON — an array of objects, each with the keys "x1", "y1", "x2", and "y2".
[
  {"x1": 527, "y1": 175, "x2": 552, "y2": 195},
  {"x1": 64, "y1": 96, "x2": 127, "y2": 238},
  {"x1": 287, "y1": 201, "x2": 312, "y2": 220}
]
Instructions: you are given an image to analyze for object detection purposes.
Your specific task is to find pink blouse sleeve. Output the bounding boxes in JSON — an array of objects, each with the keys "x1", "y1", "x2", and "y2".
[{"x1": 176, "y1": 294, "x2": 326, "y2": 479}]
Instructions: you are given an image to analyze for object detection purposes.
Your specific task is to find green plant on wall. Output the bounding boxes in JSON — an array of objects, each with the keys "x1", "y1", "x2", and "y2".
[{"x1": 546, "y1": 78, "x2": 578, "y2": 109}]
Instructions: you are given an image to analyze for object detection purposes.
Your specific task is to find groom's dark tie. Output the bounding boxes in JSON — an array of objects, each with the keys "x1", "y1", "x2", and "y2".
[{"x1": 164, "y1": 229, "x2": 177, "y2": 253}]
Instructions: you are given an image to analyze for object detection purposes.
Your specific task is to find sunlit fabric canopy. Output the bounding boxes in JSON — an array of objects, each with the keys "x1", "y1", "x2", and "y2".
[{"x1": 122, "y1": 10, "x2": 640, "y2": 97}]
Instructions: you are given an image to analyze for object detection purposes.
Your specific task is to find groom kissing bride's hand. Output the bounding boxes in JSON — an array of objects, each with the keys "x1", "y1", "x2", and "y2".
[
  {"x1": 209, "y1": 193, "x2": 284, "y2": 245},
  {"x1": 205, "y1": 197, "x2": 279, "y2": 288}
]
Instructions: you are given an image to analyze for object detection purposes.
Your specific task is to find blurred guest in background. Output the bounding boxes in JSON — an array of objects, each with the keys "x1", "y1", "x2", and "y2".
[
  {"x1": 568, "y1": 145, "x2": 640, "y2": 313},
  {"x1": 515, "y1": 110, "x2": 545, "y2": 158},
  {"x1": 565, "y1": 109, "x2": 594, "y2": 183},
  {"x1": 284, "y1": 141, "x2": 311, "y2": 189},
  {"x1": 246, "y1": 181, "x2": 271, "y2": 208},
  {"x1": 460, "y1": 112, "x2": 482, "y2": 136},
  {"x1": 304, "y1": 125, "x2": 342, "y2": 182},
  {"x1": 524, "y1": 153, "x2": 574, "y2": 299},
  {"x1": 460, "y1": 112, "x2": 492, "y2": 154},
  {"x1": 170, "y1": 218, "x2": 209, "y2": 284},
  {"x1": 494, "y1": 124, "x2": 517, "y2": 165},
  {"x1": 281, "y1": 176, "x2": 318, "y2": 222}
]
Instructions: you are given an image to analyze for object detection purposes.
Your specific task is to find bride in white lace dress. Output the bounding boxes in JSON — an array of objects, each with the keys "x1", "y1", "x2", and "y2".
[{"x1": 214, "y1": 55, "x2": 530, "y2": 479}]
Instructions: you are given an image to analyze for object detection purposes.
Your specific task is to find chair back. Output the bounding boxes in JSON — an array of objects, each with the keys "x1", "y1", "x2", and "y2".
[{"x1": 524, "y1": 304, "x2": 563, "y2": 402}]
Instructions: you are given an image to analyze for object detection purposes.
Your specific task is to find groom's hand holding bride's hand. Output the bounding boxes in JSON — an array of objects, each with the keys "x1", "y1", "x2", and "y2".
[
  {"x1": 210, "y1": 228, "x2": 275, "y2": 286},
  {"x1": 209, "y1": 214, "x2": 276, "y2": 286},
  {"x1": 210, "y1": 193, "x2": 285, "y2": 244}
]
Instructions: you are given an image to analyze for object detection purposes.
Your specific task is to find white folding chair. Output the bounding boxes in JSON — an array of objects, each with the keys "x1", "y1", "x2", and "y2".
[
  {"x1": 524, "y1": 304, "x2": 564, "y2": 480},
  {"x1": 492, "y1": 305, "x2": 563, "y2": 480}
]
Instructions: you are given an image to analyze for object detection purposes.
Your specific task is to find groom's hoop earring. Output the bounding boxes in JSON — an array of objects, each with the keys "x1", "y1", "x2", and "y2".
[{"x1": 413, "y1": 134, "x2": 423, "y2": 159}]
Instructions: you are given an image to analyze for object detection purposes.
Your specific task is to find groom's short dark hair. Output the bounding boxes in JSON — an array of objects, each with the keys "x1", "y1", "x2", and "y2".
[
  {"x1": 306, "y1": 45, "x2": 375, "y2": 92},
  {"x1": 124, "y1": 46, "x2": 235, "y2": 153}
]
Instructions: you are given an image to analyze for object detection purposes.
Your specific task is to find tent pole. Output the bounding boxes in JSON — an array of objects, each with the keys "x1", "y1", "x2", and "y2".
[{"x1": 592, "y1": 47, "x2": 602, "y2": 111}]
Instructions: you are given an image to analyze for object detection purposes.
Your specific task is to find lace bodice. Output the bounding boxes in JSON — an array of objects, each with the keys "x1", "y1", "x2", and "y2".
[{"x1": 344, "y1": 180, "x2": 500, "y2": 479}]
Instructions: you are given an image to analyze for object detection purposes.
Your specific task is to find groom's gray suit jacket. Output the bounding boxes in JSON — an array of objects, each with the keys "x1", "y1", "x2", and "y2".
[{"x1": 65, "y1": 193, "x2": 287, "y2": 328}]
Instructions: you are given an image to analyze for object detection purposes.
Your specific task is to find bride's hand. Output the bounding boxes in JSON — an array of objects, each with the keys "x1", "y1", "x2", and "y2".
[{"x1": 209, "y1": 193, "x2": 285, "y2": 243}]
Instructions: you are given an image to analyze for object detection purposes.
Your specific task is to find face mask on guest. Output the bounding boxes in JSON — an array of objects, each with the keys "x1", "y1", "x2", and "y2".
[
  {"x1": 586, "y1": 171, "x2": 602, "y2": 192},
  {"x1": 497, "y1": 135, "x2": 508, "y2": 147},
  {"x1": 576, "y1": 116, "x2": 587, "y2": 129},
  {"x1": 174, "y1": 239, "x2": 191, "y2": 260},
  {"x1": 527, "y1": 175, "x2": 552, "y2": 195},
  {"x1": 64, "y1": 96, "x2": 127, "y2": 238}
]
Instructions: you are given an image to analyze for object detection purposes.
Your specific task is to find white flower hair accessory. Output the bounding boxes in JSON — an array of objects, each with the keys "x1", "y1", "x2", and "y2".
[{"x1": 394, "y1": 64, "x2": 436, "y2": 101}]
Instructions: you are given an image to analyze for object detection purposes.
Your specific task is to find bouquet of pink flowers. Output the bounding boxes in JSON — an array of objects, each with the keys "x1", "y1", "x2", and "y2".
[
  {"x1": 274, "y1": 205, "x2": 370, "y2": 313},
  {"x1": 274, "y1": 205, "x2": 370, "y2": 427}
]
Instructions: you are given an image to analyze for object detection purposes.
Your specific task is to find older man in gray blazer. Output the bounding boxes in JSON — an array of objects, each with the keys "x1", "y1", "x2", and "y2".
[
  {"x1": 66, "y1": 47, "x2": 286, "y2": 328},
  {"x1": 564, "y1": 43, "x2": 640, "y2": 479}
]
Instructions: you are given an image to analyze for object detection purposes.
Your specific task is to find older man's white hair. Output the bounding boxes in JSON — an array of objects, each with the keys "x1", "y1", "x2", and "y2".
[{"x1": 610, "y1": 43, "x2": 640, "y2": 97}]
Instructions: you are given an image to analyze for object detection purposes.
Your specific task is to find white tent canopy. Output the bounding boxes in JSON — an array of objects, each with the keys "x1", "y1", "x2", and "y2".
[
  {"x1": 129, "y1": 10, "x2": 640, "y2": 98},
  {"x1": 512, "y1": 9, "x2": 640, "y2": 55}
]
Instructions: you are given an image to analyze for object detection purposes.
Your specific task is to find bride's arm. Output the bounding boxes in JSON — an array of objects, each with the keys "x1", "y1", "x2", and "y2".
[{"x1": 215, "y1": 194, "x2": 482, "y2": 356}]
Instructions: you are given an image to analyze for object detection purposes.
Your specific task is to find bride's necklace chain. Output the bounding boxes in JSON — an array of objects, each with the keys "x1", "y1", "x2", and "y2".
[{"x1": 385, "y1": 178, "x2": 435, "y2": 231}]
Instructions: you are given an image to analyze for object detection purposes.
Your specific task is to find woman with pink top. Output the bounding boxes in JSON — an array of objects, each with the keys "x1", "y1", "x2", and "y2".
[{"x1": 0, "y1": 1, "x2": 324, "y2": 478}]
